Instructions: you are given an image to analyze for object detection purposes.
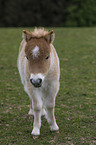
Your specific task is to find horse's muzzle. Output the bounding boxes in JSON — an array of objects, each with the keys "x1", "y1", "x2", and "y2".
[{"x1": 30, "y1": 78, "x2": 42, "y2": 88}]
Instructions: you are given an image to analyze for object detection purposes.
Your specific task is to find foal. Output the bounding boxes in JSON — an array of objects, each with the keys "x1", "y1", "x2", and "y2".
[{"x1": 17, "y1": 28, "x2": 60, "y2": 136}]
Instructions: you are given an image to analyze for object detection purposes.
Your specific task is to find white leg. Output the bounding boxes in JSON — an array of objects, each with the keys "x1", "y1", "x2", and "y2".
[
  {"x1": 28, "y1": 100, "x2": 34, "y2": 115},
  {"x1": 46, "y1": 107, "x2": 59, "y2": 131},
  {"x1": 31, "y1": 110, "x2": 41, "y2": 135},
  {"x1": 41, "y1": 107, "x2": 46, "y2": 116},
  {"x1": 26, "y1": 82, "x2": 43, "y2": 135},
  {"x1": 28, "y1": 108, "x2": 34, "y2": 115},
  {"x1": 45, "y1": 96, "x2": 59, "y2": 131},
  {"x1": 31, "y1": 96, "x2": 42, "y2": 136},
  {"x1": 28, "y1": 105, "x2": 46, "y2": 116},
  {"x1": 44, "y1": 80, "x2": 59, "y2": 131}
]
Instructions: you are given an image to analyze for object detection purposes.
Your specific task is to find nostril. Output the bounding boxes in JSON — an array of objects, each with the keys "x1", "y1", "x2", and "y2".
[
  {"x1": 30, "y1": 79, "x2": 35, "y2": 84},
  {"x1": 30, "y1": 79, "x2": 32, "y2": 84},
  {"x1": 37, "y1": 78, "x2": 42, "y2": 84}
]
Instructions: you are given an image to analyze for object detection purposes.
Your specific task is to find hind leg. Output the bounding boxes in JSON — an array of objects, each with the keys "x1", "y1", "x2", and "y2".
[
  {"x1": 28, "y1": 100, "x2": 34, "y2": 115},
  {"x1": 41, "y1": 107, "x2": 46, "y2": 116}
]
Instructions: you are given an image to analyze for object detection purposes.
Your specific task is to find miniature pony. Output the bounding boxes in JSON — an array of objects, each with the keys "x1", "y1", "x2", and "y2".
[{"x1": 17, "y1": 28, "x2": 60, "y2": 136}]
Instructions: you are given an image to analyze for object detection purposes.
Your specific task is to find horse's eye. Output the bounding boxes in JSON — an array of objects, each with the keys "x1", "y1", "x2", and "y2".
[
  {"x1": 46, "y1": 55, "x2": 49, "y2": 60},
  {"x1": 26, "y1": 56, "x2": 28, "y2": 60}
]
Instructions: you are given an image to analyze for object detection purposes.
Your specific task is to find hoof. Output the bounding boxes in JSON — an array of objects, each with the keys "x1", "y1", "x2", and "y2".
[
  {"x1": 31, "y1": 127, "x2": 40, "y2": 136},
  {"x1": 51, "y1": 130, "x2": 59, "y2": 134},
  {"x1": 50, "y1": 123, "x2": 59, "y2": 132},
  {"x1": 32, "y1": 135, "x2": 39, "y2": 139}
]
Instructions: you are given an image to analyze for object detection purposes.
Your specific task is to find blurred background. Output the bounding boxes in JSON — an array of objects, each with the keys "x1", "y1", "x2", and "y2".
[{"x1": 0, "y1": 0, "x2": 96, "y2": 27}]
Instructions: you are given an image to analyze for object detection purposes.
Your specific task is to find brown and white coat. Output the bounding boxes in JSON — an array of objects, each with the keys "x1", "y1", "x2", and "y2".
[{"x1": 17, "y1": 28, "x2": 60, "y2": 136}]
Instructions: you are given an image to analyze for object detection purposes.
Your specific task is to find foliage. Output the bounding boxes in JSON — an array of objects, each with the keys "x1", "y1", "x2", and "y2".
[
  {"x1": 65, "y1": 0, "x2": 96, "y2": 26},
  {"x1": 0, "y1": 28, "x2": 96, "y2": 144},
  {"x1": 0, "y1": 0, "x2": 96, "y2": 27}
]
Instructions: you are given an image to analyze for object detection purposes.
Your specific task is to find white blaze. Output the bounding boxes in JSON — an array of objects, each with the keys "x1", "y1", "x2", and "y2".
[{"x1": 32, "y1": 46, "x2": 39, "y2": 58}]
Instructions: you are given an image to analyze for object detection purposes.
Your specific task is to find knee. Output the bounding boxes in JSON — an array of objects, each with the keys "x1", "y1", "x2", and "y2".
[
  {"x1": 45, "y1": 101, "x2": 55, "y2": 109},
  {"x1": 33, "y1": 100, "x2": 42, "y2": 111}
]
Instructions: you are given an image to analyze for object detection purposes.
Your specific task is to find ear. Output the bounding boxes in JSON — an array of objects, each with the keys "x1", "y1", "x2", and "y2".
[
  {"x1": 44, "y1": 30, "x2": 55, "y2": 44},
  {"x1": 22, "y1": 30, "x2": 33, "y2": 42}
]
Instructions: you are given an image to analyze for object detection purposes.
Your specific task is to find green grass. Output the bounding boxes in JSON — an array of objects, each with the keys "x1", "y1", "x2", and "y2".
[{"x1": 0, "y1": 27, "x2": 96, "y2": 145}]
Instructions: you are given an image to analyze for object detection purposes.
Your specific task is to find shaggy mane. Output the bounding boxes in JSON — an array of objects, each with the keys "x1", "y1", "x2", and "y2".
[{"x1": 31, "y1": 27, "x2": 49, "y2": 37}]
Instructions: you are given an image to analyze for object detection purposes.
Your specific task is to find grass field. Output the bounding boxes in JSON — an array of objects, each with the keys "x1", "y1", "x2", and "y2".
[{"x1": 0, "y1": 27, "x2": 96, "y2": 145}]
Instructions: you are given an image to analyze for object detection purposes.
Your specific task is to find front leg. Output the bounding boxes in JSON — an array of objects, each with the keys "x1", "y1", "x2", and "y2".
[
  {"x1": 31, "y1": 109, "x2": 41, "y2": 135},
  {"x1": 45, "y1": 97, "x2": 59, "y2": 132},
  {"x1": 46, "y1": 106, "x2": 59, "y2": 131},
  {"x1": 26, "y1": 82, "x2": 42, "y2": 135},
  {"x1": 45, "y1": 81, "x2": 59, "y2": 132},
  {"x1": 31, "y1": 96, "x2": 42, "y2": 136},
  {"x1": 28, "y1": 100, "x2": 46, "y2": 116}
]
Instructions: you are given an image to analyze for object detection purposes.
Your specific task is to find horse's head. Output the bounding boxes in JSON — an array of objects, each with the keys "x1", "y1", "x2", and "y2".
[{"x1": 23, "y1": 29, "x2": 55, "y2": 88}]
